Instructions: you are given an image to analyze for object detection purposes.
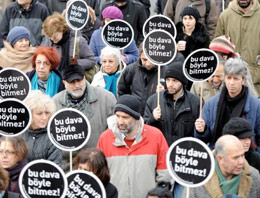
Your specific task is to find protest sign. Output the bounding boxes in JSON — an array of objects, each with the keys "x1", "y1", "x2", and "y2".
[
  {"x1": 143, "y1": 29, "x2": 176, "y2": 65},
  {"x1": 167, "y1": 137, "x2": 215, "y2": 187},
  {"x1": 183, "y1": 49, "x2": 219, "y2": 82},
  {"x1": 0, "y1": 99, "x2": 31, "y2": 136},
  {"x1": 47, "y1": 108, "x2": 91, "y2": 152},
  {"x1": 143, "y1": 15, "x2": 176, "y2": 38},
  {"x1": 19, "y1": 159, "x2": 67, "y2": 198},
  {"x1": 102, "y1": 19, "x2": 134, "y2": 49},
  {"x1": 66, "y1": 0, "x2": 89, "y2": 31},
  {"x1": 0, "y1": 68, "x2": 31, "y2": 101},
  {"x1": 66, "y1": 170, "x2": 106, "y2": 198}
]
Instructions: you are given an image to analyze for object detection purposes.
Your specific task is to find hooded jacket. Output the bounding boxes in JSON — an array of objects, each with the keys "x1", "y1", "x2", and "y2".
[
  {"x1": 97, "y1": 116, "x2": 171, "y2": 198},
  {"x1": 215, "y1": 0, "x2": 260, "y2": 94}
]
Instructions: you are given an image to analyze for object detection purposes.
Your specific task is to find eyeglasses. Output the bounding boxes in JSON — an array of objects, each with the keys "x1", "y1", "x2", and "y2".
[{"x1": 0, "y1": 150, "x2": 16, "y2": 156}]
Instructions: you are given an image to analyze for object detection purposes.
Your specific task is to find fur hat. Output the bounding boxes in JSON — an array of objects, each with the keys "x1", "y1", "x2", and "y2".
[
  {"x1": 222, "y1": 117, "x2": 253, "y2": 139},
  {"x1": 165, "y1": 62, "x2": 188, "y2": 85},
  {"x1": 114, "y1": 94, "x2": 141, "y2": 120},
  {"x1": 209, "y1": 35, "x2": 236, "y2": 57},
  {"x1": 6, "y1": 26, "x2": 30, "y2": 46},
  {"x1": 180, "y1": 5, "x2": 201, "y2": 22},
  {"x1": 102, "y1": 6, "x2": 123, "y2": 19}
]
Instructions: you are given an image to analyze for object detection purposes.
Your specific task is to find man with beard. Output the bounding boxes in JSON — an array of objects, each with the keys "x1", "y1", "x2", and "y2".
[
  {"x1": 144, "y1": 62, "x2": 200, "y2": 198},
  {"x1": 53, "y1": 62, "x2": 116, "y2": 171},
  {"x1": 97, "y1": 94, "x2": 171, "y2": 198},
  {"x1": 215, "y1": 0, "x2": 260, "y2": 95},
  {"x1": 182, "y1": 135, "x2": 260, "y2": 198},
  {"x1": 144, "y1": 62, "x2": 200, "y2": 146}
]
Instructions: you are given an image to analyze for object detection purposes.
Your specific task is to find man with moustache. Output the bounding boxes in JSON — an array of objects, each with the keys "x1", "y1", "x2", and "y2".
[
  {"x1": 182, "y1": 135, "x2": 260, "y2": 198},
  {"x1": 215, "y1": 0, "x2": 260, "y2": 95},
  {"x1": 97, "y1": 94, "x2": 171, "y2": 198},
  {"x1": 53, "y1": 62, "x2": 116, "y2": 171}
]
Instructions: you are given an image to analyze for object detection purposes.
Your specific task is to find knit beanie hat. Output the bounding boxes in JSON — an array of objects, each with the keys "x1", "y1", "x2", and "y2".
[
  {"x1": 6, "y1": 26, "x2": 30, "y2": 46},
  {"x1": 114, "y1": 94, "x2": 141, "y2": 120},
  {"x1": 222, "y1": 117, "x2": 253, "y2": 139},
  {"x1": 102, "y1": 6, "x2": 123, "y2": 19},
  {"x1": 209, "y1": 35, "x2": 236, "y2": 57},
  {"x1": 165, "y1": 62, "x2": 188, "y2": 85},
  {"x1": 180, "y1": 5, "x2": 201, "y2": 22}
]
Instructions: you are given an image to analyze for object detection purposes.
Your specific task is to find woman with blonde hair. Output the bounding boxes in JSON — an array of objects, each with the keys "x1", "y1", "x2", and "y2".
[{"x1": 22, "y1": 90, "x2": 62, "y2": 165}]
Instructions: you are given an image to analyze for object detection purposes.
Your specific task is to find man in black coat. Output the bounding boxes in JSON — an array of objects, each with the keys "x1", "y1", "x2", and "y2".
[{"x1": 144, "y1": 61, "x2": 200, "y2": 146}]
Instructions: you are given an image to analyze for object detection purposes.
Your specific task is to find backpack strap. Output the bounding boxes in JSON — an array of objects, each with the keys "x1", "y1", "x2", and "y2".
[{"x1": 205, "y1": 0, "x2": 211, "y2": 21}]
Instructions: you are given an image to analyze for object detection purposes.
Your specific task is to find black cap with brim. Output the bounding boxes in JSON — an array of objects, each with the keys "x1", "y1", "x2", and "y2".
[
  {"x1": 222, "y1": 117, "x2": 254, "y2": 139},
  {"x1": 62, "y1": 64, "x2": 85, "y2": 83}
]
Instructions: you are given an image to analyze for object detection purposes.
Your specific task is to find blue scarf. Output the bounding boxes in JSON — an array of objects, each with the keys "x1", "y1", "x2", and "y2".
[
  {"x1": 31, "y1": 71, "x2": 60, "y2": 97},
  {"x1": 104, "y1": 73, "x2": 120, "y2": 97}
]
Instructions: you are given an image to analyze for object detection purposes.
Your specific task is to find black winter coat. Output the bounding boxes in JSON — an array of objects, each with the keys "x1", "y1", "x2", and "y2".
[
  {"x1": 22, "y1": 128, "x2": 62, "y2": 165},
  {"x1": 176, "y1": 21, "x2": 210, "y2": 58},
  {"x1": 144, "y1": 89, "x2": 200, "y2": 146},
  {"x1": 117, "y1": 60, "x2": 167, "y2": 116}
]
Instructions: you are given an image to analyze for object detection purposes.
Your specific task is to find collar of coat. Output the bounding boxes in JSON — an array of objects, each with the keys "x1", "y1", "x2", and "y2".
[
  {"x1": 230, "y1": 0, "x2": 260, "y2": 16},
  {"x1": 60, "y1": 81, "x2": 98, "y2": 105},
  {"x1": 204, "y1": 151, "x2": 252, "y2": 198}
]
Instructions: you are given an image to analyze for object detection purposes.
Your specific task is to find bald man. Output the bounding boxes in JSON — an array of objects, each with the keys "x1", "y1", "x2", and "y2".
[{"x1": 182, "y1": 135, "x2": 260, "y2": 198}]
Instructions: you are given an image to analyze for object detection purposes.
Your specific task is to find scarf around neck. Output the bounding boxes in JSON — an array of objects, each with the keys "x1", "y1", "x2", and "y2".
[
  {"x1": 54, "y1": 30, "x2": 70, "y2": 71},
  {"x1": 104, "y1": 73, "x2": 120, "y2": 97},
  {"x1": 31, "y1": 70, "x2": 61, "y2": 97},
  {"x1": 212, "y1": 85, "x2": 247, "y2": 143},
  {"x1": 215, "y1": 158, "x2": 242, "y2": 195}
]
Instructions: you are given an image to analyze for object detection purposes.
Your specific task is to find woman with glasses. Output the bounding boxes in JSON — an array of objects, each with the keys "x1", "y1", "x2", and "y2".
[
  {"x1": 0, "y1": 136, "x2": 28, "y2": 196},
  {"x1": 27, "y1": 46, "x2": 64, "y2": 97}
]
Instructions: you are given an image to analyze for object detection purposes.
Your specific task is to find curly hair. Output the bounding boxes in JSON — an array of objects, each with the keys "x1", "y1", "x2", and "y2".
[{"x1": 42, "y1": 13, "x2": 69, "y2": 37}]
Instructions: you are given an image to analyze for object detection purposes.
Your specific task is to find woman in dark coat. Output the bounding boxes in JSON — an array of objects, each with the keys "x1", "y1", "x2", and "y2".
[{"x1": 176, "y1": 5, "x2": 210, "y2": 58}]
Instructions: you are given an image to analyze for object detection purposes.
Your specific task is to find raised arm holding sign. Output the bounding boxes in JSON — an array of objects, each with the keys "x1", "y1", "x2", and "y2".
[{"x1": 143, "y1": 30, "x2": 177, "y2": 107}]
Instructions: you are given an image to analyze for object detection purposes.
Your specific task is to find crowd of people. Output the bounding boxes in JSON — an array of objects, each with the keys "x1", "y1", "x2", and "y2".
[{"x1": 0, "y1": 0, "x2": 260, "y2": 197}]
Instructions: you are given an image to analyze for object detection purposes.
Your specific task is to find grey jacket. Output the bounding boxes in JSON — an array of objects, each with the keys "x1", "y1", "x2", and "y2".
[
  {"x1": 53, "y1": 81, "x2": 116, "y2": 171},
  {"x1": 0, "y1": 0, "x2": 49, "y2": 47},
  {"x1": 42, "y1": 31, "x2": 96, "y2": 71}
]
